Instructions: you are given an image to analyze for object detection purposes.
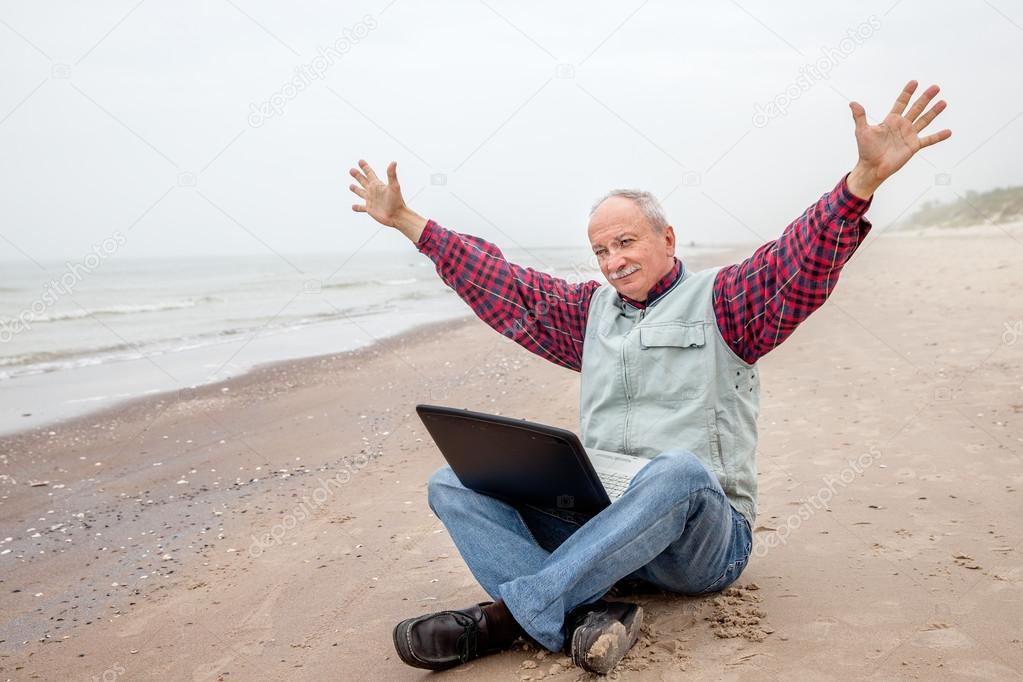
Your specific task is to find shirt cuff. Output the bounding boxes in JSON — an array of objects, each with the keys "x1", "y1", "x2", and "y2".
[
  {"x1": 416, "y1": 219, "x2": 442, "y2": 254},
  {"x1": 832, "y1": 172, "x2": 873, "y2": 217}
]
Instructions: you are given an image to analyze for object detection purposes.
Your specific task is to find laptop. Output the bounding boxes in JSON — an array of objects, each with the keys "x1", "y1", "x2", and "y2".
[{"x1": 415, "y1": 404, "x2": 650, "y2": 514}]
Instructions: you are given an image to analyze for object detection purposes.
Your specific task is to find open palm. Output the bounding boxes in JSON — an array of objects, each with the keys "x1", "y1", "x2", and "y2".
[
  {"x1": 850, "y1": 80, "x2": 951, "y2": 184},
  {"x1": 349, "y1": 159, "x2": 407, "y2": 227}
]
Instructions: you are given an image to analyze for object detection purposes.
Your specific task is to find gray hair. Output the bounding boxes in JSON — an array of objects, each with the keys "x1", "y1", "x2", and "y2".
[{"x1": 589, "y1": 189, "x2": 669, "y2": 233}]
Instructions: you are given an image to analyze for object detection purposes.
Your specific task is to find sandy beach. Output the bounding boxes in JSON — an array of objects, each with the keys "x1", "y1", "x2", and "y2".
[{"x1": 2, "y1": 226, "x2": 1023, "y2": 681}]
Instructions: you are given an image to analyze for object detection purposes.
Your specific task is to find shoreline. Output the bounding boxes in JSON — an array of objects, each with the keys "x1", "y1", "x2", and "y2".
[{"x1": 0, "y1": 314, "x2": 476, "y2": 447}]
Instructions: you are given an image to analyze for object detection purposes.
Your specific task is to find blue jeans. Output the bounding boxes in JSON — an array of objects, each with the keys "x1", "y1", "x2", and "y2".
[{"x1": 427, "y1": 449, "x2": 753, "y2": 652}]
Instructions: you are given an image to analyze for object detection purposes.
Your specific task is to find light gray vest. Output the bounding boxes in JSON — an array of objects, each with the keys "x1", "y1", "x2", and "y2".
[{"x1": 579, "y1": 265, "x2": 760, "y2": 527}]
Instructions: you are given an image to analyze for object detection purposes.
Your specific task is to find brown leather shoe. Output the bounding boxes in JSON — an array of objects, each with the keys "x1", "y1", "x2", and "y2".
[
  {"x1": 566, "y1": 600, "x2": 644, "y2": 675},
  {"x1": 392, "y1": 600, "x2": 520, "y2": 670}
]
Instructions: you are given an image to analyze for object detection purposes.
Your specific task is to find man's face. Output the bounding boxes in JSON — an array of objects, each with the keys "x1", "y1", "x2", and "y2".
[{"x1": 587, "y1": 196, "x2": 676, "y2": 301}]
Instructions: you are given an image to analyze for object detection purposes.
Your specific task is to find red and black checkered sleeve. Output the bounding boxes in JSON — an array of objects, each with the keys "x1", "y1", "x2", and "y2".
[
  {"x1": 416, "y1": 220, "x2": 602, "y2": 372},
  {"x1": 712, "y1": 174, "x2": 873, "y2": 365}
]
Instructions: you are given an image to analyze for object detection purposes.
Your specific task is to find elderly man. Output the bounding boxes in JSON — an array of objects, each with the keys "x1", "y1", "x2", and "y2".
[{"x1": 349, "y1": 80, "x2": 950, "y2": 674}]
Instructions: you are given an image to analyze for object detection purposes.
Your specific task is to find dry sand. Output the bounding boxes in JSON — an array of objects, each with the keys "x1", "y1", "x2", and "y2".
[{"x1": 2, "y1": 226, "x2": 1022, "y2": 680}]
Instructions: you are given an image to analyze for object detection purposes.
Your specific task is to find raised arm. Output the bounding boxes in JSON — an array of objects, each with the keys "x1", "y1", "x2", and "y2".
[
  {"x1": 348, "y1": 159, "x2": 600, "y2": 371},
  {"x1": 713, "y1": 80, "x2": 952, "y2": 364},
  {"x1": 713, "y1": 176, "x2": 872, "y2": 364}
]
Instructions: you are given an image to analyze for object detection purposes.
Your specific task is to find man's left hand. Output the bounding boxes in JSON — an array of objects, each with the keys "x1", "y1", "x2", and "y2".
[{"x1": 847, "y1": 80, "x2": 952, "y2": 199}]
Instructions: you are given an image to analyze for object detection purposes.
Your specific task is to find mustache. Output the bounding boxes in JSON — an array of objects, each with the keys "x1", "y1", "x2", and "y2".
[{"x1": 610, "y1": 264, "x2": 640, "y2": 280}]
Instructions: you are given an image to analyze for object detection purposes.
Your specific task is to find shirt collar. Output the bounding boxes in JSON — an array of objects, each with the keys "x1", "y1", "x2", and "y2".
[{"x1": 619, "y1": 257, "x2": 684, "y2": 310}]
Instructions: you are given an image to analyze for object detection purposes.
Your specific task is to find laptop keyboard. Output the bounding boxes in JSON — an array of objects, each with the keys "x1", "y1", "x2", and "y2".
[{"x1": 598, "y1": 471, "x2": 633, "y2": 500}]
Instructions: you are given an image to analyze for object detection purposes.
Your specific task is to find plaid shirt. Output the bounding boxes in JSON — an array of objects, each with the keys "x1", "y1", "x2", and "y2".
[{"x1": 416, "y1": 174, "x2": 872, "y2": 369}]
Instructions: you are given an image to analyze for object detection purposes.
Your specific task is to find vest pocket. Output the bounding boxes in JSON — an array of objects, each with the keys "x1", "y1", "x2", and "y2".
[
  {"x1": 639, "y1": 323, "x2": 705, "y2": 349},
  {"x1": 636, "y1": 323, "x2": 708, "y2": 401}
]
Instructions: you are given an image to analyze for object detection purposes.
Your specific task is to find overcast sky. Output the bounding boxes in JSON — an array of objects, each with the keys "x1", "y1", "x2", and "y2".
[{"x1": 0, "y1": 0, "x2": 1019, "y2": 263}]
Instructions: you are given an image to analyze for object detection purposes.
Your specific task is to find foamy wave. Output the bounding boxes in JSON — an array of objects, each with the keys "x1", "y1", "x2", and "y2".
[
  {"x1": 12, "y1": 296, "x2": 220, "y2": 324},
  {"x1": 322, "y1": 277, "x2": 418, "y2": 290},
  {"x1": 0, "y1": 301, "x2": 400, "y2": 379},
  {"x1": 0, "y1": 343, "x2": 137, "y2": 369},
  {"x1": 321, "y1": 281, "x2": 362, "y2": 291}
]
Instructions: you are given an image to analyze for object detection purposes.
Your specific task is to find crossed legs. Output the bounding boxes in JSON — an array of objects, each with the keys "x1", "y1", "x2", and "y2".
[{"x1": 426, "y1": 449, "x2": 753, "y2": 651}]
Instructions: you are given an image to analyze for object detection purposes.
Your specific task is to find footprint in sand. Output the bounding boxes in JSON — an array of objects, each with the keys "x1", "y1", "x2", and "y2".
[{"x1": 707, "y1": 584, "x2": 773, "y2": 642}]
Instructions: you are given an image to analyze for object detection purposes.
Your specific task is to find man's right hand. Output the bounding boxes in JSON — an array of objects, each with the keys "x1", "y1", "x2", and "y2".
[{"x1": 349, "y1": 159, "x2": 427, "y2": 242}]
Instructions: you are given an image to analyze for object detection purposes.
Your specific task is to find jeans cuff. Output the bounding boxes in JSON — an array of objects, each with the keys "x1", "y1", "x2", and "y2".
[{"x1": 497, "y1": 581, "x2": 564, "y2": 652}]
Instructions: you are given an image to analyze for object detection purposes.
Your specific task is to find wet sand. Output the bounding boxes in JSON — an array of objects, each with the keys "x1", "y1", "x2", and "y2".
[{"x1": 2, "y1": 225, "x2": 1022, "y2": 680}]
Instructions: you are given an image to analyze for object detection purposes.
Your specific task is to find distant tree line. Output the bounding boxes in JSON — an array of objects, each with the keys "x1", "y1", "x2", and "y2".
[{"x1": 900, "y1": 185, "x2": 1023, "y2": 229}]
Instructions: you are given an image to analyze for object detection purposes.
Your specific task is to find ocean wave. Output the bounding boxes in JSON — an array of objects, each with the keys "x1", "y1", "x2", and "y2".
[
  {"x1": 0, "y1": 340, "x2": 144, "y2": 370},
  {"x1": 6, "y1": 296, "x2": 221, "y2": 324},
  {"x1": 387, "y1": 289, "x2": 437, "y2": 302},
  {"x1": 0, "y1": 300, "x2": 404, "y2": 379},
  {"x1": 321, "y1": 277, "x2": 418, "y2": 291}
]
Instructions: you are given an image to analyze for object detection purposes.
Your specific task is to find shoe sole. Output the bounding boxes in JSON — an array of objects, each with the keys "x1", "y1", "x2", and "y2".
[
  {"x1": 571, "y1": 605, "x2": 644, "y2": 675},
  {"x1": 392, "y1": 618, "x2": 422, "y2": 669}
]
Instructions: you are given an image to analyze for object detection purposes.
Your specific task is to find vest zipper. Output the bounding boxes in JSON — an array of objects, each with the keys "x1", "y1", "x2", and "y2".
[
  {"x1": 621, "y1": 341, "x2": 631, "y2": 400},
  {"x1": 622, "y1": 307, "x2": 644, "y2": 401},
  {"x1": 620, "y1": 338, "x2": 631, "y2": 453},
  {"x1": 621, "y1": 306, "x2": 644, "y2": 453}
]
